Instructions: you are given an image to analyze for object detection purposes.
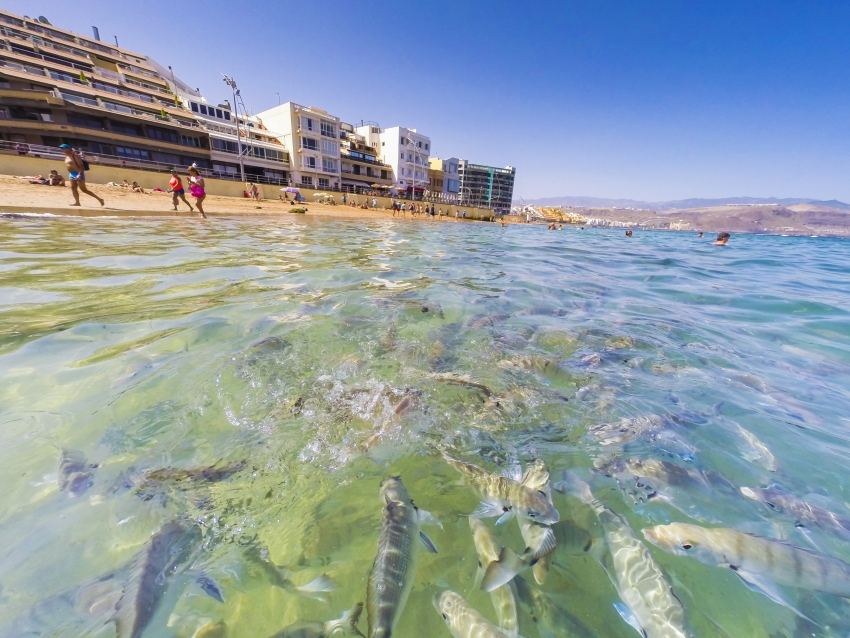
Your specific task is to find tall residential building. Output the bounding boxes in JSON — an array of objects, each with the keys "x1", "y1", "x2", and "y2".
[
  {"x1": 357, "y1": 125, "x2": 430, "y2": 196},
  {"x1": 458, "y1": 161, "x2": 516, "y2": 214},
  {"x1": 0, "y1": 9, "x2": 210, "y2": 168},
  {"x1": 255, "y1": 102, "x2": 341, "y2": 189},
  {"x1": 339, "y1": 122, "x2": 393, "y2": 190}
]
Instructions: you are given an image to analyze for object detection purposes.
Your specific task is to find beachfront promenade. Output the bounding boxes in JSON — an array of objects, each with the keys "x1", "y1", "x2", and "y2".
[{"x1": 0, "y1": 154, "x2": 502, "y2": 221}]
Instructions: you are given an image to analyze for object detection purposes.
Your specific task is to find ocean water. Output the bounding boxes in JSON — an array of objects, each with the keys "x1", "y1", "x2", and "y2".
[{"x1": 0, "y1": 215, "x2": 849, "y2": 638}]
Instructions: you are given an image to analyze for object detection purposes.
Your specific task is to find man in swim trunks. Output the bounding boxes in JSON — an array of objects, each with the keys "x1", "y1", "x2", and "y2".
[
  {"x1": 168, "y1": 168, "x2": 194, "y2": 213},
  {"x1": 60, "y1": 144, "x2": 104, "y2": 207}
]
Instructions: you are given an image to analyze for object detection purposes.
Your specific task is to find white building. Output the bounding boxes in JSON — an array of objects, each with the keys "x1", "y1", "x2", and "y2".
[
  {"x1": 358, "y1": 125, "x2": 430, "y2": 196},
  {"x1": 153, "y1": 63, "x2": 289, "y2": 183},
  {"x1": 255, "y1": 102, "x2": 341, "y2": 189}
]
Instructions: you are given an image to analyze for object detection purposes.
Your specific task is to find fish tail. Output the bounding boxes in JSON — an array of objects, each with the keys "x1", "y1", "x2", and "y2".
[
  {"x1": 553, "y1": 471, "x2": 594, "y2": 504},
  {"x1": 481, "y1": 546, "x2": 529, "y2": 592},
  {"x1": 295, "y1": 573, "x2": 337, "y2": 594}
]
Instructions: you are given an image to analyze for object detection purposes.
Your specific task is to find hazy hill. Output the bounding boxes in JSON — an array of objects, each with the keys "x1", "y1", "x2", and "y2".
[{"x1": 518, "y1": 195, "x2": 850, "y2": 211}]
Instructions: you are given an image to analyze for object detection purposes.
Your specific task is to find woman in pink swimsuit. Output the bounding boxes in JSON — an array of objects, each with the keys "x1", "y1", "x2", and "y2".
[{"x1": 187, "y1": 166, "x2": 207, "y2": 218}]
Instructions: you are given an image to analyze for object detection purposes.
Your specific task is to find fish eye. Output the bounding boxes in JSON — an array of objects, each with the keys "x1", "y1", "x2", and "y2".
[
  {"x1": 527, "y1": 510, "x2": 540, "y2": 518},
  {"x1": 681, "y1": 543, "x2": 693, "y2": 550},
  {"x1": 445, "y1": 600, "x2": 453, "y2": 608},
  {"x1": 537, "y1": 490, "x2": 546, "y2": 497}
]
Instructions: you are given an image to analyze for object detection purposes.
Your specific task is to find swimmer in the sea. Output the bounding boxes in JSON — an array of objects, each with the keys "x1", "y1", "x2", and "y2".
[{"x1": 712, "y1": 231, "x2": 730, "y2": 246}]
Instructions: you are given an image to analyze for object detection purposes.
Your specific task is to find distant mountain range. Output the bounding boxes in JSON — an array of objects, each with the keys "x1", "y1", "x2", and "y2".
[{"x1": 516, "y1": 195, "x2": 850, "y2": 211}]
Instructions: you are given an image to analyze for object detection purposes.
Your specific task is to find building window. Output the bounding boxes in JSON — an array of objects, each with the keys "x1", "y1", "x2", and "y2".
[
  {"x1": 301, "y1": 175, "x2": 313, "y2": 185},
  {"x1": 116, "y1": 146, "x2": 150, "y2": 160},
  {"x1": 381, "y1": 169, "x2": 388, "y2": 179},
  {"x1": 400, "y1": 152, "x2": 404, "y2": 159},
  {"x1": 321, "y1": 139, "x2": 338, "y2": 155},
  {"x1": 353, "y1": 165, "x2": 361, "y2": 175},
  {"x1": 190, "y1": 102, "x2": 199, "y2": 113},
  {"x1": 181, "y1": 135, "x2": 201, "y2": 147},
  {"x1": 67, "y1": 113, "x2": 104, "y2": 129},
  {"x1": 425, "y1": 143, "x2": 429, "y2": 151},
  {"x1": 303, "y1": 156, "x2": 316, "y2": 169},
  {"x1": 199, "y1": 104, "x2": 208, "y2": 115},
  {"x1": 110, "y1": 121, "x2": 140, "y2": 136},
  {"x1": 223, "y1": 111, "x2": 230, "y2": 120},
  {"x1": 400, "y1": 137, "x2": 404, "y2": 144},
  {"x1": 417, "y1": 141, "x2": 421, "y2": 148},
  {"x1": 447, "y1": 178, "x2": 459, "y2": 192},
  {"x1": 302, "y1": 137, "x2": 318, "y2": 151},
  {"x1": 302, "y1": 117, "x2": 316, "y2": 131},
  {"x1": 322, "y1": 158, "x2": 337, "y2": 173},
  {"x1": 147, "y1": 127, "x2": 179, "y2": 143},
  {"x1": 318, "y1": 177, "x2": 329, "y2": 188},
  {"x1": 216, "y1": 109, "x2": 223, "y2": 118},
  {"x1": 320, "y1": 121, "x2": 336, "y2": 138}
]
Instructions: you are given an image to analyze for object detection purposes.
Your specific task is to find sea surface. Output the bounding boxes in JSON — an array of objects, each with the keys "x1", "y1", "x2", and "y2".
[{"x1": 1, "y1": 215, "x2": 849, "y2": 638}]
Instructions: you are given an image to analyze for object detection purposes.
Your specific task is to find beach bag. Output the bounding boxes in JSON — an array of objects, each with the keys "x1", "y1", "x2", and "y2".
[{"x1": 77, "y1": 152, "x2": 90, "y2": 171}]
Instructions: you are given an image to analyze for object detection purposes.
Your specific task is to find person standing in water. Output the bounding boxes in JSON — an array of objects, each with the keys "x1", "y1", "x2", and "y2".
[
  {"x1": 712, "y1": 232, "x2": 730, "y2": 245},
  {"x1": 168, "y1": 169, "x2": 193, "y2": 213},
  {"x1": 60, "y1": 144, "x2": 104, "y2": 207},
  {"x1": 187, "y1": 166, "x2": 207, "y2": 218}
]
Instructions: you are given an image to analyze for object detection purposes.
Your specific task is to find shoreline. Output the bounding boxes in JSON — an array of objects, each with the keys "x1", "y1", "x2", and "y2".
[{"x1": 0, "y1": 175, "x2": 518, "y2": 223}]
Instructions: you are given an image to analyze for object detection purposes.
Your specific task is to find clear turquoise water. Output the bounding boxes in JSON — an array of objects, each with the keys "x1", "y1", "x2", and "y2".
[{"x1": 1, "y1": 216, "x2": 849, "y2": 637}]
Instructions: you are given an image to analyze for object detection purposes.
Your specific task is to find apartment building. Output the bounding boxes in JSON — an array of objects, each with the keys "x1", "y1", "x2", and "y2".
[
  {"x1": 0, "y1": 10, "x2": 210, "y2": 168},
  {"x1": 255, "y1": 102, "x2": 341, "y2": 189},
  {"x1": 458, "y1": 161, "x2": 516, "y2": 214},
  {"x1": 168, "y1": 82, "x2": 290, "y2": 183},
  {"x1": 339, "y1": 122, "x2": 393, "y2": 190},
  {"x1": 359, "y1": 125, "x2": 430, "y2": 195}
]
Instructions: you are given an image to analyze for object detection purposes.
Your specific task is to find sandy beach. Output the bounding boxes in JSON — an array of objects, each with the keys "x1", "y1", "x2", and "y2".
[{"x1": 0, "y1": 175, "x2": 518, "y2": 223}]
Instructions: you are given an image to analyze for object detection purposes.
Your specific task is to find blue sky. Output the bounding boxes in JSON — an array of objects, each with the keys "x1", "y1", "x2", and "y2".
[{"x1": 7, "y1": 0, "x2": 850, "y2": 201}]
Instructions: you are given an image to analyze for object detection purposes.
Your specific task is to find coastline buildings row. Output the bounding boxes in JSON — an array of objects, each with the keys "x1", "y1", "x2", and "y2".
[{"x1": 0, "y1": 9, "x2": 515, "y2": 212}]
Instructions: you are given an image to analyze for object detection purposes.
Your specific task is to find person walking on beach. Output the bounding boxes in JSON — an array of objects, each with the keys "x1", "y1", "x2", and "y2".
[
  {"x1": 249, "y1": 183, "x2": 260, "y2": 201},
  {"x1": 342, "y1": 193, "x2": 347, "y2": 205},
  {"x1": 712, "y1": 231, "x2": 730, "y2": 246},
  {"x1": 168, "y1": 168, "x2": 193, "y2": 213},
  {"x1": 60, "y1": 144, "x2": 104, "y2": 207},
  {"x1": 187, "y1": 166, "x2": 207, "y2": 218}
]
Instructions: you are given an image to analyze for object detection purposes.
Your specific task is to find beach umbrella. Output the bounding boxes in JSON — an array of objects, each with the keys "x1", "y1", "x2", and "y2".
[
  {"x1": 313, "y1": 193, "x2": 328, "y2": 197},
  {"x1": 282, "y1": 187, "x2": 300, "y2": 193}
]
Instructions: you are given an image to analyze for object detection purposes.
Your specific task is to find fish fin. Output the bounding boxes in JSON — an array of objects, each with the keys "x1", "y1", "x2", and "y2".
[
  {"x1": 342, "y1": 602, "x2": 365, "y2": 636},
  {"x1": 520, "y1": 460, "x2": 551, "y2": 494},
  {"x1": 730, "y1": 567, "x2": 819, "y2": 626},
  {"x1": 194, "y1": 572, "x2": 225, "y2": 603},
  {"x1": 794, "y1": 523, "x2": 823, "y2": 551},
  {"x1": 496, "y1": 509, "x2": 515, "y2": 525},
  {"x1": 532, "y1": 556, "x2": 551, "y2": 585},
  {"x1": 296, "y1": 573, "x2": 337, "y2": 594},
  {"x1": 481, "y1": 546, "x2": 527, "y2": 592},
  {"x1": 417, "y1": 508, "x2": 443, "y2": 529},
  {"x1": 503, "y1": 457, "x2": 523, "y2": 482},
  {"x1": 471, "y1": 501, "x2": 507, "y2": 519},
  {"x1": 613, "y1": 602, "x2": 647, "y2": 637},
  {"x1": 420, "y1": 531, "x2": 438, "y2": 554},
  {"x1": 553, "y1": 471, "x2": 594, "y2": 504}
]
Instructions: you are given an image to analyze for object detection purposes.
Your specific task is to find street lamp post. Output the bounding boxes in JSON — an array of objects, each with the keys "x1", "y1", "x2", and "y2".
[{"x1": 222, "y1": 74, "x2": 246, "y2": 183}]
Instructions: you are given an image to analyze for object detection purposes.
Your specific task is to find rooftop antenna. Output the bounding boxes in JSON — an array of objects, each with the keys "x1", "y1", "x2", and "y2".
[
  {"x1": 91, "y1": 26, "x2": 100, "y2": 41},
  {"x1": 38, "y1": 16, "x2": 51, "y2": 25},
  {"x1": 114, "y1": 35, "x2": 119, "y2": 47}
]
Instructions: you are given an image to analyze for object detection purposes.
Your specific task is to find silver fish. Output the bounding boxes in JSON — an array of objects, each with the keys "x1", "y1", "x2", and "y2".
[
  {"x1": 558, "y1": 474, "x2": 689, "y2": 638},
  {"x1": 469, "y1": 517, "x2": 519, "y2": 636},
  {"x1": 244, "y1": 542, "x2": 337, "y2": 602},
  {"x1": 59, "y1": 449, "x2": 95, "y2": 497},
  {"x1": 268, "y1": 603, "x2": 365, "y2": 638},
  {"x1": 367, "y1": 477, "x2": 438, "y2": 638},
  {"x1": 734, "y1": 424, "x2": 778, "y2": 472},
  {"x1": 643, "y1": 523, "x2": 850, "y2": 598},
  {"x1": 433, "y1": 591, "x2": 515, "y2": 638},
  {"x1": 112, "y1": 520, "x2": 200, "y2": 638},
  {"x1": 514, "y1": 576, "x2": 596, "y2": 638},
  {"x1": 481, "y1": 460, "x2": 561, "y2": 591},
  {"x1": 741, "y1": 485, "x2": 850, "y2": 541},
  {"x1": 442, "y1": 451, "x2": 559, "y2": 525}
]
